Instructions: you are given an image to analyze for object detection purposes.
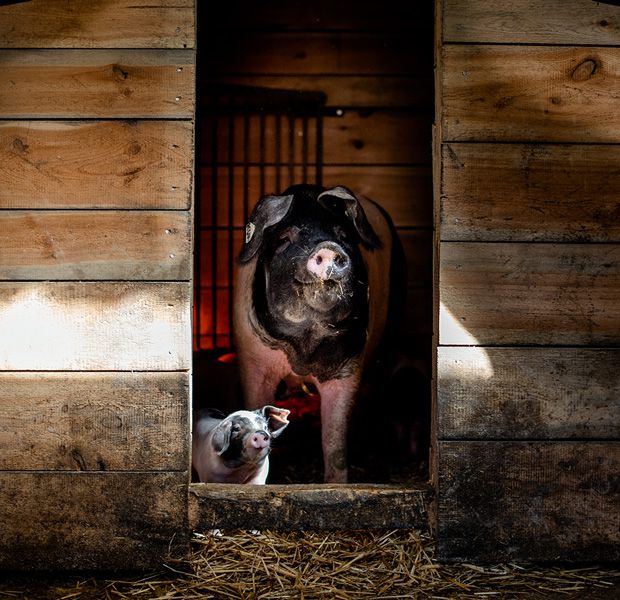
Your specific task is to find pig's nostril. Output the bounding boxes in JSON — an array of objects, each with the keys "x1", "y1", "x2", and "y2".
[{"x1": 315, "y1": 256, "x2": 323, "y2": 265}]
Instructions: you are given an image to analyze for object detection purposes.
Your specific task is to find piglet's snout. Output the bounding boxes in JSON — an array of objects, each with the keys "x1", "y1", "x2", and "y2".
[
  {"x1": 251, "y1": 431, "x2": 270, "y2": 450},
  {"x1": 306, "y1": 243, "x2": 350, "y2": 281}
]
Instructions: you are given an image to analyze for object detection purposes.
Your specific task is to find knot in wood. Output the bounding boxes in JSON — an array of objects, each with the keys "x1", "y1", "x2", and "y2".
[
  {"x1": 571, "y1": 59, "x2": 598, "y2": 82},
  {"x1": 112, "y1": 64, "x2": 129, "y2": 80}
]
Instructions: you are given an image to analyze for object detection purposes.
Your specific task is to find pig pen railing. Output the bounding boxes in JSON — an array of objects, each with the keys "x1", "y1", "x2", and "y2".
[{"x1": 194, "y1": 84, "x2": 328, "y2": 353}]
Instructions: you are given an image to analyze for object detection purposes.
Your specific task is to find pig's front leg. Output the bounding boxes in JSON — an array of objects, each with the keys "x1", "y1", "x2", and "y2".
[
  {"x1": 317, "y1": 375, "x2": 360, "y2": 483},
  {"x1": 238, "y1": 342, "x2": 291, "y2": 410}
]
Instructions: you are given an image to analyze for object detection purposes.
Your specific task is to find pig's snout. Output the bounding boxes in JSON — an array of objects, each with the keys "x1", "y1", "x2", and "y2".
[
  {"x1": 251, "y1": 431, "x2": 270, "y2": 450},
  {"x1": 306, "y1": 243, "x2": 350, "y2": 281}
]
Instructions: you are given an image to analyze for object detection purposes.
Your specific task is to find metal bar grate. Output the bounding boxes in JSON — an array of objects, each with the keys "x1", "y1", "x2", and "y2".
[{"x1": 194, "y1": 84, "x2": 327, "y2": 352}]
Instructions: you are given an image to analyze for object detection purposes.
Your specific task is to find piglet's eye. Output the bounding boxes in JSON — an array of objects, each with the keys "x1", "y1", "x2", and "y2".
[{"x1": 231, "y1": 423, "x2": 241, "y2": 433}]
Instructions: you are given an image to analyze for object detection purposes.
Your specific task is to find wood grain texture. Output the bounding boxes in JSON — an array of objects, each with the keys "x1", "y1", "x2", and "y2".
[
  {"x1": 204, "y1": 75, "x2": 434, "y2": 108},
  {"x1": 0, "y1": 472, "x2": 189, "y2": 571},
  {"x1": 203, "y1": 32, "x2": 429, "y2": 76},
  {"x1": 438, "y1": 347, "x2": 620, "y2": 440},
  {"x1": 189, "y1": 483, "x2": 432, "y2": 531},
  {"x1": 199, "y1": 166, "x2": 432, "y2": 228},
  {"x1": 442, "y1": 45, "x2": 620, "y2": 143},
  {"x1": 441, "y1": 143, "x2": 620, "y2": 242},
  {"x1": 0, "y1": 372, "x2": 189, "y2": 471},
  {"x1": 443, "y1": 0, "x2": 620, "y2": 45},
  {"x1": 437, "y1": 441, "x2": 620, "y2": 562},
  {"x1": 0, "y1": 211, "x2": 190, "y2": 280},
  {"x1": 0, "y1": 121, "x2": 193, "y2": 209},
  {"x1": 0, "y1": 0, "x2": 194, "y2": 49},
  {"x1": 0, "y1": 282, "x2": 191, "y2": 370},
  {"x1": 0, "y1": 50, "x2": 194, "y2": 118},
  {"x1": 440, "y1": 242, "x2": 620, "y2": 346},
  {"x1": 325, "y1": 112, "x2": 432, "y2": 165}
]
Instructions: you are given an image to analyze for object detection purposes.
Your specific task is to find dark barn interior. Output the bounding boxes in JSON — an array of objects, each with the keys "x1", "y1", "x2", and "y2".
[{"x1": 192, "y1": 0, "x2": 435, "y2": 483}]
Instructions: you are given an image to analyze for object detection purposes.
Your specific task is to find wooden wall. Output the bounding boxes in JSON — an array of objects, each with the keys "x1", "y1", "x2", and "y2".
[
  {"x1": 197, "y1": 0, "x2": 434, "y2": 361},
  {"x1": 0, "y1": 1, "x2": 195, "y2": 571},
  {"x1": 436, "y1": 0, "x2": 620, "y2": 562}
]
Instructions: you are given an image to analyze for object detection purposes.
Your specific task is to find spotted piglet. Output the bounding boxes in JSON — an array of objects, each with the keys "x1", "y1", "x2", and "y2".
[{"x1": 192, "y1": 407, "x2": 290, "y2": 484}]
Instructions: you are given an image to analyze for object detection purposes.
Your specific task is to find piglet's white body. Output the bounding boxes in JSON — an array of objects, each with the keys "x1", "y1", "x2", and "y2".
[{"x1": 192, "y1": 407, "x2": 289, "y2": 484}]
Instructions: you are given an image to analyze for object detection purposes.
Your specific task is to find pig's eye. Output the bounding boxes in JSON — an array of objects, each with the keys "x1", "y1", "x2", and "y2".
[
  {"x1": 275, "y1": 236, "x2": 291, "y2": 254},
  {"x1": 334, "y1": 226, "x2": 348, "y2": 242},
  {"x1": 231, "y1": 423, "x2": 241, "y2": 434},
  {"x1": 275, "y1": 229, "x2": 296, "y2": 254}
]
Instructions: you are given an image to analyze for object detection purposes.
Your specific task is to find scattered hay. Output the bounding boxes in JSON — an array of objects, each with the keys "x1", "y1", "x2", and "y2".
[{"x1": 2, "y1": 530, "x2": 619, "y2": 599}]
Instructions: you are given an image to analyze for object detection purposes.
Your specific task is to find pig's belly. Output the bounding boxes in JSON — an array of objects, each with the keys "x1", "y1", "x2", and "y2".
[{"x1": 241, "y1": 341, "x2": 322, "y2": 404}]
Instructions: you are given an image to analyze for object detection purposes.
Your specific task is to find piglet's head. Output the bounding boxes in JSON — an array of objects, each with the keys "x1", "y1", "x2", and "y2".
[
  {"x1": 211, "y1": 407, "x2": 290, "y2": 465},
  {"x1": 240, "y1": 184, "x2": 380, "y2": 331}
]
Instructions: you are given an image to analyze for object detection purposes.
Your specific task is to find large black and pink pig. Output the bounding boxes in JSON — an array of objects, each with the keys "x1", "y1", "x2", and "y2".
[{"x1": 233, "y1": 184, "x2": 405, "y2": 483}]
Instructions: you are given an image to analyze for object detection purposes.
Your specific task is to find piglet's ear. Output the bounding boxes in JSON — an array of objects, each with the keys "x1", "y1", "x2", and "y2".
[
  {"x1": 261, "y1": 406, "x2": 290, "y2": 438},
  {"x1": 238, "y1": 194, "x2": 294, "y2": 263},
  {"x1": 211, "y1": 420, "x2": 233, "y2": 455},
  {"x1": 317, "y1": 186, "x2": 382, "y2": 250}
]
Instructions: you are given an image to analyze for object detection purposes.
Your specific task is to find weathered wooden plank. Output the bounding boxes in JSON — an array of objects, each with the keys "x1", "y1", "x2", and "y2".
[
  {"x1": 204, "y1": 75, "x2": 434, "y2": 108},
  {"x1": 0, "y1": 0, "x2": 194, "y2": 48},
  {"x1": 328, "y1": 112, "x2": 431, "y2": 165},
  {"x1": 199, "y1": 166, "x2": 432, "y2": 228},
  {"x1": 443, "y1": 0, "x2": 620, "y2": 46},
  {"x1": 438, "y1": 347, "x2": 620, "y2": 440},
  {"x1": 0, "y1": 50, "x2": 194, "y2": 118},
  {"x1": 440, "y1": 242, "x2": 620, "y2": 346},
  {"x1": 441, "y1": 143, "x2": 620, "y2": 242},
  {"x1": 201, "y1": 0, "x2": 433, "y2": 32},
  {"x1": 0, "y1": 211, "x2": 190, "y2": 280},
  {"x1": 203, "y1": 33, "x2": 429, "y2": 75},
  {"x1": 0, "y1": 121, "x2": 193, "y2": 209},
  {"x1": 0, "y1": 472, "x2": 189, "y2": 571},
  {"x1": 0, "y1": 282, "x2": 191, "y2": 370},
  {"x1": 442, "y1": 45, "x2": 620, "y2": 143},
  {"x1": 0, "y1": 372, "x2": 189, "y2": 471},
  {"x1": 438, "y1": 441, "x2": 620, "y2": 562},
  {"x1": 189, "y1": 483, "x2": 432, "y2": 531}
]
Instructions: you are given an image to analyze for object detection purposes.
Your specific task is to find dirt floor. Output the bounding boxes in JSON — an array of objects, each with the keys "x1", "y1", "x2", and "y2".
[{"x1": 2, "y1": 529, "x2": 619, "y2": 599}]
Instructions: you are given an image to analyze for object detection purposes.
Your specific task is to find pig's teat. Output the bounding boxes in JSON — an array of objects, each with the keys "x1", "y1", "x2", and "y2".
[{"x1": 306, "y1": 242, "x2": 351, "y2": 281}]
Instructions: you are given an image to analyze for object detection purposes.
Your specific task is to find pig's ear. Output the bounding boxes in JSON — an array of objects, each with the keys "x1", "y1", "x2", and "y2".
[
  {"x1": 317, "y1": 186, "x2": 382, "y2": 250},
  {"x1": 211, "y1": 420, "x2": 233, "y2": 455},
  {"x1": 261, "y1": 406, "x2": 290, "y2": 438},
  {"x1": 239, "y1": 194, "x2": 295, "y2": 263}
]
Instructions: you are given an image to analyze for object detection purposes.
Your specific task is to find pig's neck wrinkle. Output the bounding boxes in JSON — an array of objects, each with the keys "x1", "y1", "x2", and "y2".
[
  {"x1": 252, "y1": 309, "x2": 366, "y2": 381},
  {"x1": 251, "y1": 265, "x2": 368, "y2": 381}
]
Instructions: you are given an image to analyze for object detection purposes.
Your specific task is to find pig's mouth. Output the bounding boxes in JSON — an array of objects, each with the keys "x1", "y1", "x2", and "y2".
[
  {"x1": 286, "y1": 275, "x2": 355, "y2": 317},
  {"x1": 302, "y1": 278, "x2": 352, "y2": 309}
]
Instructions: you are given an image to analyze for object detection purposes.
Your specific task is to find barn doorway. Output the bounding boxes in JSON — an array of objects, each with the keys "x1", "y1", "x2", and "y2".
[{"x1": 192, "y1": 0, "x2": 434, "y2": 485}]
